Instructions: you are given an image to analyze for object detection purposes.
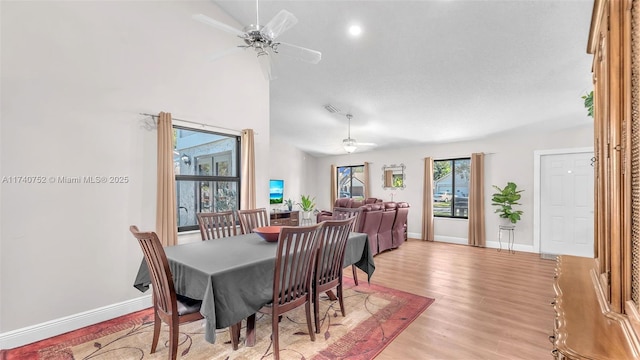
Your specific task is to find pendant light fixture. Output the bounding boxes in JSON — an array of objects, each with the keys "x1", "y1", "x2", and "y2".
[{"x1": 343, "y1": 114, "x2": 357, "y2": 153}]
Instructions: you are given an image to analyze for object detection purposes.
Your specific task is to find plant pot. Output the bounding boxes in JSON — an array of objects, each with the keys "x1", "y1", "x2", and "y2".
[
  {"x1": 499, "y1": 217, "x2": 515, "y2": 228},
  {"x1": 302, "y1": 211, "x2": 313, "y2": 220}
]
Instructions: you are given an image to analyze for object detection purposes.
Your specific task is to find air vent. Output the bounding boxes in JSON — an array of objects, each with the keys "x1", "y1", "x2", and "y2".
[{"x1": 324, "y1": 104, "x2": 341, "y2": 113}]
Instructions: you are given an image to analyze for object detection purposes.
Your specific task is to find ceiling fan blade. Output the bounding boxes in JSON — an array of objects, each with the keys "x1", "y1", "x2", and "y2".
[
  {"x1": 257, "y1": 52, "x2": 276, "y2": 81},
  {"x1": 208, "y1": 46, "x2": 245, "y2": 61},
  {"x1": 192, "y1": 14, "x2": 246, "y2": 38},
  {"x1": 261, "y1": 10, "x2": 298, "y2": 40},
  {"x1": 274, "y1": 41, "x2": 322, "y2": 64},
  {"x1": 356, "y1": 142, "x2": 377, "y2": 146}
]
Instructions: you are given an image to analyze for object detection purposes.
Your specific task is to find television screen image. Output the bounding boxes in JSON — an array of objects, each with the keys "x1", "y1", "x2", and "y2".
[{"x1": 270, "y1": 179, "x2": 284, "y2": 204}]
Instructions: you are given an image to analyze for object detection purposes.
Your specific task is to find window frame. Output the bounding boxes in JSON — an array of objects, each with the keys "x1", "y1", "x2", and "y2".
[
  {"x1": 174, "y1": 125, "x2": 241, "y2": 232},
  {"x1": 433, "y1": 157, "x2": 470, "y2": 219}
]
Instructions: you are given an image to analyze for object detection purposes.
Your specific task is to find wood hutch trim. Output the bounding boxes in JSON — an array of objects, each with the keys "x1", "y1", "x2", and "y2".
[{"x1": 552, "y1": 0, "x2": 640, "y2": 358}]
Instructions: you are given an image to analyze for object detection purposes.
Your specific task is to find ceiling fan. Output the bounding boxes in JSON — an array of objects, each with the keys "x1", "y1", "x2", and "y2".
[
  {"x1": 324, "y1": 104, "x2": 376, "y2": 153},
  {"x1": 342, "y1": 113, "x2": 376, "y2": 153},
  {"x1": 193, "y1": 0, "x2": 322, "y2": 80}
]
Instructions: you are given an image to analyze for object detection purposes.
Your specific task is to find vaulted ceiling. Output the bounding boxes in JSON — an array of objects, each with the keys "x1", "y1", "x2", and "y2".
[{"x1": 212, "y1": 0, "x2": 595, "y2": 156}]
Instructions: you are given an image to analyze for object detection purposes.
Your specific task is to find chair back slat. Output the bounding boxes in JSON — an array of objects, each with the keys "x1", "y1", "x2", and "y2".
[
  {"x1": 237, "y1": 208, "x2": 270, "y2": 234},
  {"x1": 332, "y1": 207, "x2": 363, "y2": 232},
  {"x1": 273, "y1": 224, "x2": 323, "y2": 306},
  {"x1": 197, "y1": 211, "x2": 237, "y2": 240},
  {"x1": 316, "y1": 218, "x2": 354, "y2": 287},
  {"x1": 129, "y1": 226, "x2": 176, "y2": 316}
]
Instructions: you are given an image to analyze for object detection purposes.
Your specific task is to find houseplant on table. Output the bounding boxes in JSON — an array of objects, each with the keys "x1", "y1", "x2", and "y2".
[
  {"x1": 491, "y1": 182, "x2": 524, "y2": 225},
  {"x1": 298, "y1": 195, "x2": 316, "y2": 220},
  {"x1": 283, "y1": 199, "x2": 294, "y2": 211}
]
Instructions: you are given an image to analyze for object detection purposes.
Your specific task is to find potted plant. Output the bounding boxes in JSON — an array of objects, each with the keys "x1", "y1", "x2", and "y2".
[
  {"x1": 298, "y1": 195, "x2": 316, "y2": 220},
  {"x1": 283, "y1": 199, "x2": 294, "y2": 211},
  {"x1": 491, "y1": 182, "x2": 524, "y2": 225},
  {"x1": 582, "y1": 90, "x2": 593, "y2": 118}
]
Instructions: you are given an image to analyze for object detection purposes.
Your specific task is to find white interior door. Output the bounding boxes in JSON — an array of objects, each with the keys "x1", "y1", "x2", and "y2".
[{"x1": 540, "y1": 152, "x2": 594, "y2": 257}]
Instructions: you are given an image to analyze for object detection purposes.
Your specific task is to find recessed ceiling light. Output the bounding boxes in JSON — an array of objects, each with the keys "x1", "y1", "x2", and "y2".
[{"x1": 349, "y1": 25, "x2": 362, "y2": 37}]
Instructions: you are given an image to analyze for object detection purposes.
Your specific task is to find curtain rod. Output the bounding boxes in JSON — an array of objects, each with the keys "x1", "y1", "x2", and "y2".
[{"x1": 140, "y1": 113, "x2": 249, "y2": 135}]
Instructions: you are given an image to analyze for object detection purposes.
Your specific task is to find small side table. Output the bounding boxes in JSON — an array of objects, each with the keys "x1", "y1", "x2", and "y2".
[
  {"x1": 498, "y1": 224, "x2": 515, "y2": 254},
  {"x1": 300, "y1": 212, "x2": 315, "y2": 226}
]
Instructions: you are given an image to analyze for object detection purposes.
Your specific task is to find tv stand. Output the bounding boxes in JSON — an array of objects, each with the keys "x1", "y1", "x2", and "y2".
[{"x1": 270, "y1": 210, "x2": 299, "y2": 226}]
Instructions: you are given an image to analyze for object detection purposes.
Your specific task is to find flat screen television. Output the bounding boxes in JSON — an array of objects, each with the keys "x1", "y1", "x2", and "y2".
[{"x1": 269, "y1": 179, "x2": 284, "y2": 204}]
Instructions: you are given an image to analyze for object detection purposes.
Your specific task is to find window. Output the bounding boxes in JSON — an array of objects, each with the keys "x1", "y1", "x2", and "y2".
[
  {"x1": 174, "y1": 126, "x2": 240, "y2": 232},
  {"x1": 433, "y1": 158, "x2": 470, "y2": 218},
  {"x1": 337, "y1": 165, "x2": 365, "y2": 200}
]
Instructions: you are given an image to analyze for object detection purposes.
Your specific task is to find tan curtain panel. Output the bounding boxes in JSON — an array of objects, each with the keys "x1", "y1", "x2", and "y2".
[
  {"x1": 330, "y1": 165, "x2": 337, "y2": 209},
  {"x1": 156, "y1": 112, "x2": 178, "y2": 247},
  {"x1": 364, "y1": 162, "x2": 371, "y2": 198},
  {"x1": 468, "y1": 152, "x2": 486, "y2": 247},
  {"x1": 241, "y1": 129, "x2": 256, "y2": 210},
  {"x1": 422, "y1": 157, "x2": 434, "y2": 241}
]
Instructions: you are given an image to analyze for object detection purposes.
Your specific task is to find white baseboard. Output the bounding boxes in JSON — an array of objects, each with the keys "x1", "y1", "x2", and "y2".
[
  {"x1": 486, "y1": 240, "x2": 536, "y2": 253},
  {"x1": 0, "y1": 295, "x2": 152, "y2": 350},
  {"x1": 433, "y1": 236, "x2": 537, "y2": 253},
  {"x1": 434, "y1": 235, "x2": 468, "y2": 245}
]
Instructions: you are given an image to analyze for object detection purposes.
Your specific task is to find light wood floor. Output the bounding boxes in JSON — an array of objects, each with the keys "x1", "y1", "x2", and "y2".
[{"x1": 349, "y1": 239, "x2": 556, "y2": 360}]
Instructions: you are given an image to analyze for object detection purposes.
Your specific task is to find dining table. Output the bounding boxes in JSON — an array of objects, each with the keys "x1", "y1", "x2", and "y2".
[{"x1": 133, "y1": 232, "x2": 375, "y2": 344}]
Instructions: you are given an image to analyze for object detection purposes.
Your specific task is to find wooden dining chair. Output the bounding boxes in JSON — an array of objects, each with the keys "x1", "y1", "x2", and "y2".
[
  {"x1": 314, "y1": 217, "x2": 355, "y2": 334},
  {"x1": 332, "y1": 207, "x2": 362, "y2": 232},
  {"x1": 246, "y1": 223, "x2": 323, "y2": 360},
  {"x1": 196, "y1": 211, "x2": 237, "y2": 240},
  {"x1": 331, "y1": 207, "x2": 363, "y2": 285},
  {"x1": 129, "y1": 225, "x2": 205, "y2": 359},
  {"x1": 129, "y1": 226, "x2": 240, "y2": 359},
  {"x1": 237, "y1": 208, "x2": 270, "y2": 234}
]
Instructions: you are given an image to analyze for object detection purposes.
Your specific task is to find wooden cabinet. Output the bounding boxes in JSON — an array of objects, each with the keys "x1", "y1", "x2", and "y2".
[
  {"x1": 552, "y1": 256, "x2": 639, "y2": 359},
  {"x1": 270, "y1": 210, "x2": 299, "y2": 226},
  {"x1": 572, "y1": 0, "x2": 640, "y2": 357}
]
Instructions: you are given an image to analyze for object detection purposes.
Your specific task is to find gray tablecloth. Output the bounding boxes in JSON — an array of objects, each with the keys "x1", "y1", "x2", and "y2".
[{"x1": 133, "y1": 232, "x2": 374, "y2": 344}]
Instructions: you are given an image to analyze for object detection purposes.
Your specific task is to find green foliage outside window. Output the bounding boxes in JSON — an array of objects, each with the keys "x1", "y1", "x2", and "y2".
[{"x1": 434, "y1": 161, "x2": 451, "y2": 181}]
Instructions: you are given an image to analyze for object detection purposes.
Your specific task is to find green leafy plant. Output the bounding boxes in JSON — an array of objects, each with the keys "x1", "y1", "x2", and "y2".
[
  {"x1": 298, "y1": 195, "x2": 316, "y2": 212},
  {"x1": 491, "y1": 182, "x2": 524, "y2": 224},
  {"x1": 582, "y1": 90, "x2": 593, "y2": 118}
]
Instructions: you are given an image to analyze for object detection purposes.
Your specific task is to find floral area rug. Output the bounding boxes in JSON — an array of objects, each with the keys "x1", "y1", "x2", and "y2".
[{"x1": 2, "y1": 278, "x2": 434, "y2": 360}]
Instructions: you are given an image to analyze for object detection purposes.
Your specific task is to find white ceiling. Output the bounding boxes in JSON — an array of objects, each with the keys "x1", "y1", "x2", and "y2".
[{"x1": 212, "y1": 0, "x2": 595, "y2": 157}]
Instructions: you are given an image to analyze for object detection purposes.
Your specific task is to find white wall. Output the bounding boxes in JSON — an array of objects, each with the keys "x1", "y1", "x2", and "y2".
[
  {"x1": 313, "y1": 123, "x2": 594, "y2": 250},
  {"x1": 0, "y1": 0, "x2": 594, "y2": 347},
  {"x1": 0, "y1": 0, "x2": 269, "y2": 336},
  {"x1": 268, "y1": 138, "x2": 318, "y2": 212}
]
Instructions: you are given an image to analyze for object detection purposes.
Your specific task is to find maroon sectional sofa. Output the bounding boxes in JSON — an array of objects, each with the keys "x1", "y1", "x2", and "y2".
[{"x1": 317, "y1": 198, "x2": 410, "y2": 256}]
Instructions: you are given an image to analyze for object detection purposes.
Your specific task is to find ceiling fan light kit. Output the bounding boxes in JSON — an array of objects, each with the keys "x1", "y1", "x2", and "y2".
[
  {"x1": 193, "y1": 0, "x2": 321, "y2": 81},
  {"x1": 343, "y1": 113, "x2": 358, "y2": 153},
  {"x1": 323, "y1": 105, "x2": 376, "y2": 154},
  {"x1": 343, "y1": 138, "x2": 358, "y2": 153}
]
